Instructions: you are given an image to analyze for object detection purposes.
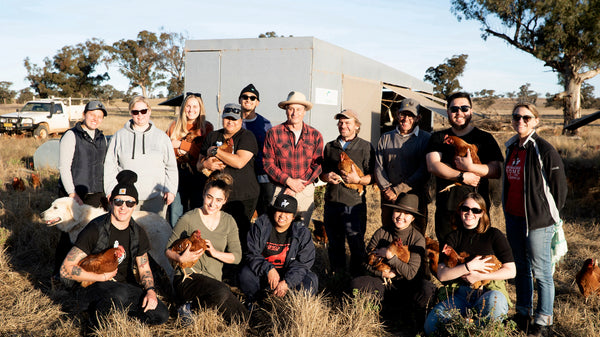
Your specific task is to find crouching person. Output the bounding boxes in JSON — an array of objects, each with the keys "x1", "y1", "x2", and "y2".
[
  {"x1": 351, "y1": 193, "x2": 435, "y2": 328},
  {"x1": 239, "y1": 194, "x2": 318, "y2": 304},
  {"x1": 60, "y1": 170, "x2": 169, "y2": 327}
]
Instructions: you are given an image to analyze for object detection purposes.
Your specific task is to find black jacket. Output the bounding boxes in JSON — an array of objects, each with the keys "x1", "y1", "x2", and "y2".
[{"x1": 502, "y1": 131, "x2": 567, "y2": 230}]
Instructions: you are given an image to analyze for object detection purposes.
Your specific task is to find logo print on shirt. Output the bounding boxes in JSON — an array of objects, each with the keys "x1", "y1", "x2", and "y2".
[{"x1": 511, "y1": 157, "x2": 521, "y2": 166}]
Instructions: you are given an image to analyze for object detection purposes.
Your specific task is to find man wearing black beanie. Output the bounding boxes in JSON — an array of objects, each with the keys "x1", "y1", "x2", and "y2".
[
  {"x1": 60, "y1": 170, "x2": 169, "y2": 328},
  {"x1": 239, "y1": 84, "x2": 273, "y2": 215}
]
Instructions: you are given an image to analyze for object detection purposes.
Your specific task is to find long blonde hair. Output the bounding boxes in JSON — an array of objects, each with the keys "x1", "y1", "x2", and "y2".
[{"x1": 171, "y1": 93, "x2": 207, "y2": 140}]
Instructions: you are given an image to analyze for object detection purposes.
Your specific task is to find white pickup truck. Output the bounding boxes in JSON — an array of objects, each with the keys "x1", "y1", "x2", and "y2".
[{"x1": 0, "y1": 98, "x2": 85, "y2": 138}]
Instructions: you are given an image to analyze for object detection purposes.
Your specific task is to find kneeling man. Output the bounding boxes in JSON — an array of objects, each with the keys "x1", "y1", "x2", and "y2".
[
  {"x1": 240, "y1": 194, "x2": 317, "y2": 303},
  {"x1": 60, "y1": 170, "x2": 169, "y2": 327}
]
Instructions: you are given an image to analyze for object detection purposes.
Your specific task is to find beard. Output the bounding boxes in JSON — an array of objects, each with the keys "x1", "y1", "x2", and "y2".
[{"x1": 449, "y1": 113, "x2": 472, "y2": 130}]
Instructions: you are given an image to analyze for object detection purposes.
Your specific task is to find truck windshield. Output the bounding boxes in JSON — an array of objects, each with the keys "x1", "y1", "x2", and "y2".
[{"x1": 21, "y1": 103, "x2": 51, "y2": 112}]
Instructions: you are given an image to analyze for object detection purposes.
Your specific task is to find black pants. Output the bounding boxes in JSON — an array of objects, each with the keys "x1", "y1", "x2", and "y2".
[
  {"x1": 323, "y1": 202, "x2": 367, "y2": 276},
  {"x1": 255, "y1": 181, "x2": 275, "y2": 216},
  {"x1": 223, "y1": 198, "x2": 258, "y2": 252},
  {"x1": 350, "y1": 275, "x2": 435, "y2": 310},
  {"x1": 80, "y1": 281, "x2": 169, "y2": 326},
  {"x1": 174, "y1": 273, "x2": 249, "y2": 322}
]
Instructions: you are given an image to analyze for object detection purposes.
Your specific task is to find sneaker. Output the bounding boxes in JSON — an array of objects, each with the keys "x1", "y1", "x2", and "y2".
[
  {"x1": 177, "y1": 302, "x2": 193, "y2": 326},
  {"x1": 527, "y1": 323, "x2": 553, "y2": 337}
]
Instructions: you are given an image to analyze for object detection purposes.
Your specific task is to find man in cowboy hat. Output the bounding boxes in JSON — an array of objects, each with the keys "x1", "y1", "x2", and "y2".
[
  {"x1": 239, "y1": 194, "x2": 317, "y2": 303},
  {"x1": 262, "y1": 91, "x2": 324, "y2": 227},
  {"x1": 351, "y1": 193, "x2": 435, "y2": 329},
  {"x1": 320, "y1": 108, "x2": 375, "y2": 276},
  {"x1": 375, "y1": 98, "x2": 431, "y2": 236}
]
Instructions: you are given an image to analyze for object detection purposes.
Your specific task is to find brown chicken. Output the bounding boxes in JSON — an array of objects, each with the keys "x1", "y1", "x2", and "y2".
[
  {"x1": 439, "y1": 135, "x2": 481, "y2": 193},
  {"x1": 31, "y1": 173, "x2": 41, "y2": 190},
  {"x1": 425, "y1": 236, "x2": 440, "y2": 276},
  {"x1": 441, "y1": 245, "x2": 502, "y2": 289},
  {"x1": 78, "y1": 245, "x2": 125, "y2": 288},
  {"x1": 338, "y1": 151, "x2": 365, "y2": 195},
  {"x1": 312, "y1": 220, "x2": 329, "y2": 246},
  {"x1": 470, "y1": 255, "x2": 502, "y2": 289},
  {"x1": 576, "y1": 258, "x2": 600, "y2": 299},
  {"x1": 12, "y1": 177, "x2": 25, "y2": 191},
  {"x1": 367, "y1": 237, "x2": 410, "y2": 285},
  {"x1": 201, "y1": 138, "x2": 234, "y2": 177},
  {"x1": 169, "y1": 230, "x2": 207, "y2": 280}
]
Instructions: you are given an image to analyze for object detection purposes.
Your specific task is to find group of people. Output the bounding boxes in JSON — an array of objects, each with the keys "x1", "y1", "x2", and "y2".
[{"x1": 55, "y1": 86, "x2": 566, "y2": 336}]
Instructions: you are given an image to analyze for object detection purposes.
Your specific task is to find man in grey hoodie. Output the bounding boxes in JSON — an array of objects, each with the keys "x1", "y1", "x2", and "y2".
[{"x1": 104, "y1": 96, "x2": 178, "y2": 218}]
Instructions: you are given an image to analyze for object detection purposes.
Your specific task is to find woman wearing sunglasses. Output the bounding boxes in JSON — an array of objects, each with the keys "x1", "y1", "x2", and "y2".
[
  {"x1": 166, "y1": 93, "x2": 214, "y2": 227},
  {"x1": 104, "y1": 96, "x2": 178, "y2": 219},
  {"x1": 424, "y1": 192, "x2": 516, "y2": 336},
  {"x1": 503, "y1": 103, "x2": 567, "y2": 336},
  {"x1": 166, "y1": 173, "x2": 248, "y2": 323}
]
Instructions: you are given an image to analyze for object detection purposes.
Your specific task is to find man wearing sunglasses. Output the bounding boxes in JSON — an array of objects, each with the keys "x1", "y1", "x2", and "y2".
[
  {"x1": 425, "y1": 92, "x2": 503, "y2": 244},
  {"x1": 238, "y1": 84, "x2": 273, "y2": 216},
  {"x1": 61, "y1": 170, "x2": 169, "y2": 328}
]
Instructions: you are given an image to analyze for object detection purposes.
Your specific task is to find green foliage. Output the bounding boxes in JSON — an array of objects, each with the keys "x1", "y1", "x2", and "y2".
[
  {"x1": 0, "y1": 81, "x2": 16, "y2": 103},
  {"x1": 24, "y1": 39, "x2": 108, "y2": 98},
  {"x1": 16, "y1": 88, "x2": 34, "y2": 104},
  {"x1": 473, "y1": 89, "x2": 499, "y2": 112},
  {"x1": 107, "y1": 30, "x2": 166, "y2": 97},
  {"x1": 258, "y1": 31, "x2": 292, "y2": 38},
  {"x1": 156, "y1": 30, "x2": 187, "y2": 98},
  {"x1": 517, "y1": 83, "x2": 538, "y2": 104},
  {"x1": 423, "y1": 54, "x2": 469, "y2": 99},
  {"x1": 95, "y1": 84, "x2": 125, "y2": 101},
  {"x1": 451, "y1": 0, "x2": 600, "y2": 132},
  {"x1": 430, "y1": 307, "x2": 519, "y2": 337}
]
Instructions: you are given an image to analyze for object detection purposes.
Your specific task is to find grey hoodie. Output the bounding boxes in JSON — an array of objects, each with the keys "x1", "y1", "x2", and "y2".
[{"x1": 104, "y1": 120, "x2": 178, "y2": 201}]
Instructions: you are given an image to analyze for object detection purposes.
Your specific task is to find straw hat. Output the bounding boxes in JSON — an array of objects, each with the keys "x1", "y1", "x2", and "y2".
[{"x1": 278, "y1": 91, "x2": 313, "y2": 110}]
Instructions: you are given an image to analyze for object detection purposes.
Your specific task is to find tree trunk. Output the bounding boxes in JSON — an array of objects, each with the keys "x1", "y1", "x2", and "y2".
[{"x1": 562, "y1": 75, "x2": 582, "y2": 136}]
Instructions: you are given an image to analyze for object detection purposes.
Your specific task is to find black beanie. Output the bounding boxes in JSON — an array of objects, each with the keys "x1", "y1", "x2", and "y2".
[
  {"x1": 239, "y1": 84, "x2": 260, "y2": 101},
  {"x1": 110, "y1": 170, "x2": 139, "y2": 202}
]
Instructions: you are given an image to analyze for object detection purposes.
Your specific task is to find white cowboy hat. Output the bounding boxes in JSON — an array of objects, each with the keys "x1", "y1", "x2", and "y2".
[{"x1": 278, "y1": 91, "x2": 313, "y2": 110}]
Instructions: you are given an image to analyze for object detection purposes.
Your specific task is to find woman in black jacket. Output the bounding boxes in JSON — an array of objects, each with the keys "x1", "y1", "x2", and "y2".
[{"x1": 502, "y1": 102, "x2": 567, "y2": 336}]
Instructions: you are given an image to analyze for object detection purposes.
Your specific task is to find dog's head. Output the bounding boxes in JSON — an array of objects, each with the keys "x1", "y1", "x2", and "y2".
[{"x1": 41, "y1": 197, "x2": 83, "y2": 232}]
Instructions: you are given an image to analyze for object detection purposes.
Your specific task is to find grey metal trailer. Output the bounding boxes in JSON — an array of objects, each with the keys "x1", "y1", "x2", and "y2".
[{"x1": 184, "y1": 36, "x2": 446, "y2": 144}]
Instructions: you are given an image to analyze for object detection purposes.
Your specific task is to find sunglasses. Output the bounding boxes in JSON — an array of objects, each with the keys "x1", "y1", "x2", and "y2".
[
  {"x1": 113, "y1": 198, "x2": 136, "y2": 208},
  {"x1": 512, "y1": 114, "x2": 534, "y2": 122},
  {"x1": 241, "y1": 94, "x2": 258, "y2": 101},
  {"x1": 449, "y1": 105, "x2": 471, "y2": 113},
  {"x1": 131, "y1": 109, "x2": 148, "y2": 115},
  {"x1": 223, "y1": 107, "x2": 241, "y2": 114},
  {"x1": 459, "y1": 205, "x2": 483, "y2": 214},
  {"x1": 186, "y1": 92, "x2": 202, "y2": 98}
]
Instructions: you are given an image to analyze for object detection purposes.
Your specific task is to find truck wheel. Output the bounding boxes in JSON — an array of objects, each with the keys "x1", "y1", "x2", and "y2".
[{"x1": 34, "y1": 124, "x2": 49, "y2": 139}]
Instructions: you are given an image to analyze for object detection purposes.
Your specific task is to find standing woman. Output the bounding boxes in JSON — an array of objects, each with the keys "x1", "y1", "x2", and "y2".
[
  {"x1": 165, "y1": 173, "x2": 248, "y2": 323},
  {"x1": 198, "y1": 103, "x2": 259, "y2": 249},
  {"x1": 166, "y1": 93, "x2": 214, "y2": 227},
  {"x1": 424, "y1": 193, "x2": 516, "y2": 336},
  {"x1": 104, "y1": 96, "x2": 178, "y2": 218},
  {"x1": 503, "y1": 103, "x2": 567, "y2": 336}
]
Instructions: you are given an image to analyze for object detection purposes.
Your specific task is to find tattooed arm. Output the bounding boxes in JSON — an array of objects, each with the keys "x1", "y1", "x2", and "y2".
[
  {"x1": 136, "y1": 253, "x2": 158, "y2": 312},
  {"x1": 60, "y1": 246, "x2": 118, "y2": 283}
]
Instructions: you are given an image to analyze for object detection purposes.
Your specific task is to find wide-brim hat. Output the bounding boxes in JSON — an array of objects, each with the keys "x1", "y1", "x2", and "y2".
[
  {"x1": 383, "y1": 193, "x2": 423, "y2": 217},
  {"x1": 278, "y1": 91, "x2": 313, "y2": 110}
]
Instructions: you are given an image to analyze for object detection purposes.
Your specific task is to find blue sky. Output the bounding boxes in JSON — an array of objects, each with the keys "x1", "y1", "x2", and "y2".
[{"x1": 2, "y1": 0, "x2": 596, "y2": 97}]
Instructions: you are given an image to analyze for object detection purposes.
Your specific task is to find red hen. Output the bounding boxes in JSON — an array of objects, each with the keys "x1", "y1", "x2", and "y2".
[
  {"x1": 576, "y1": 258, "x2": 600, "y2": 299},
  {"x1": 78, "y1": 245, "x2": 125, "y2": 287},
  {"x1": 338, "y1": 151, "x2": 365, "y2": 195},
  {"x1": 439, "y1": 135, "x2": 481, "y2": 193},
  {"x1": 169, "y1": 230, "x2": 207, "y2": 280}
]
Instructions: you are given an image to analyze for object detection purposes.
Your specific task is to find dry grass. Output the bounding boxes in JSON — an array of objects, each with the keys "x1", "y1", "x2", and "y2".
[{"x1": 0, "y1": 101, "x2": 599, "y2": 336}]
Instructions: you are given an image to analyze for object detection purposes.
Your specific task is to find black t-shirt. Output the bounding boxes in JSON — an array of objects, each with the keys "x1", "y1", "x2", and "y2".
[
  {"x1": 262, "y1": 227, "x2": 292, "y2": 272},
  {"x1": 426, "y1": 127, "x2": 503, "y2": 210},
  {"x1": 445, "y1": 227, "x2": 514, "y2": 265},
  {"x1": 75, "y1": 219, "x2": 151, "y2": 283},
  {"x1": 201, "y1": 128, "x2": 259, "y2": 201}
]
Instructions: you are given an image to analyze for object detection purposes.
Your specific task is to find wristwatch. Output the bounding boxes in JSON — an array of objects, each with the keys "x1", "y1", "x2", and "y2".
[
  {"x1": 209, "y1": 147, "x2": 218, "y2": 157},
  {"x1": 456, "y1": 172, "x2": 464, "y2": 183}
]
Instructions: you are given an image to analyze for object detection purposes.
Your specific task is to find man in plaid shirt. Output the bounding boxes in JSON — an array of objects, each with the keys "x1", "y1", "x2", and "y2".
[{"x1": 263, "y1": 91, "x2": 324, "y2": 226}]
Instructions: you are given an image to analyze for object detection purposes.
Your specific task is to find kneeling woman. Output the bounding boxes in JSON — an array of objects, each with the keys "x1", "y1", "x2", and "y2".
[
  {"x1": 424, "y1": 193, "x2": 516, "y2": 336},
  {"x1": 165, "y1": 173, "x2": 248, "y2": 322}
]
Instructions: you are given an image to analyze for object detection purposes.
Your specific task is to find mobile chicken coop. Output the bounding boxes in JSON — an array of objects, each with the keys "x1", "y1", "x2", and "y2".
[{"x1": 183, "y1": 37, "x2": 447, "y2": 144}]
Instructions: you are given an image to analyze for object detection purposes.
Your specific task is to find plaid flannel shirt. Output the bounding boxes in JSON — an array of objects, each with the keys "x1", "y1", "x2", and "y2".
[{"x1": 263, "y1": 122, "x2": 324, "y2": 186}]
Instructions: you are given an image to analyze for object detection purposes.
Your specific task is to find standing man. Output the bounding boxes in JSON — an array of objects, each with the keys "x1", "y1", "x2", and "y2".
[
  {"x1": 239, "y1": 84, "x2": 273, "y2": 216},
  {"x1": 320, "y1": 109, "x2": 374, "y2": 276},
  {"x1": 263, "y1": 91, "x2": 324, "y2": 226},
  {"x1": 375, "y1": 98, "x2": 431, "y2": 235},
  {"x1": 425, "y1": 92, "x2": 503, "y2": 243},
  {"x1": 60, "y1": 170, "x2": 169, "y2": 328}
]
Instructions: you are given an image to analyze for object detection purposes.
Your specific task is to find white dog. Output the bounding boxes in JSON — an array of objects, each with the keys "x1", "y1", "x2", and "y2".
[{"x1": 41, "y1": 197, "x2": 174, "y2": 281}]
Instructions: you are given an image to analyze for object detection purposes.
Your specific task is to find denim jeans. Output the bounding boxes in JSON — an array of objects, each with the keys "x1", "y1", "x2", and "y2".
[
  {"x1": 323, "y1": 202, "x2": 367, "y2": 276},
  {"x1": 168, "y1": 192, "x2": 184, "y2": 228},
  {"x1": 505, "y1": 213, "x2": 554, "y2": 326},
  {"x1": 424, "y1": 286, "x2": 508, "y2": 336}
]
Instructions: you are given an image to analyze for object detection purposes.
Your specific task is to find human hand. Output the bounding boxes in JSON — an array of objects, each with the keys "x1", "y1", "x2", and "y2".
[
  {"x1": 179, "y1": 245, "x2": 205, "y2": 264},
  {"x1": 454, "y1": 149, "x2": 474, "y2": 171},
  {"x1": 463, "y1": 172, "x2": 480, "y2": 187},
  {"x1": 381, "y1": 270, "x2": 396, "y2": 279},
  {"x1": 383, "y1": 188, "x2": 397, "y2": 202},
  {"x1": 142, "y1": 290, "x2": 158, "y2": 312},
  {"x1": 341, "y1": 165, "x2": 360, "y2": 184},
  {"x1": 466, "y1": 256, "x2": 494, "y2": 273},
  {"x1": 171, "y1": 139, "x2": 182, "y2": 149},
  {"x1": 203, "y1": 157, "x2": 226, "y2": 171},
  {"x1": 204, "y1": 239, "x2": 216, "y2": 256},
  {"x1": 69, "y1": 193, "x2": 84, "y2": 205},
  {"x1": 273, "y1": 280, "x2": 289, "y2": 297},
  {"x1": 324, "y1": 172, "x2": 343, "y2": 184},
  {"x1": 286, "y1": 178, "x2": 307, "y2": 193},
  {"x1": 267, "y1": 268, "x2": 280, "y2": 290},
  {"x1": 164, "y1": 192, "x2": 175, "y2": 205}
]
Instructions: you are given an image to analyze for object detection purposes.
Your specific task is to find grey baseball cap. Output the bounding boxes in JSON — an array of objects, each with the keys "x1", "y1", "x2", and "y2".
[
  {"x1": 222, "y1": 103, "x2": 242, "y2": 120},
  {"x1": 84, "y1": 100, "x2": 107, "y2": 116},
  {"x1": 398, "y1": 98, "x2": 420, "y2": 117}
]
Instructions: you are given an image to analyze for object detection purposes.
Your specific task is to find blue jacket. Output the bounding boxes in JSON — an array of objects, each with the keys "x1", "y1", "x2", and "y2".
[{"x1": 246, "y1": 214, "x2": 315, "y2": 288}]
